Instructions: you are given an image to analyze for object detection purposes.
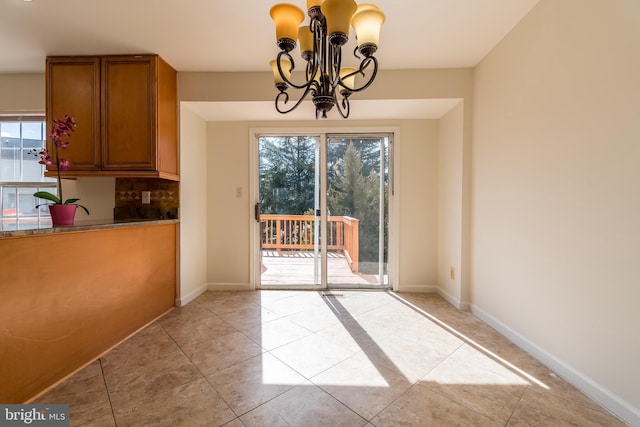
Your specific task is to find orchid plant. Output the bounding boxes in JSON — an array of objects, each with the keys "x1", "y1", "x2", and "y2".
[{"x1": 33, "y1": 115, "x2": 90, "y2": 215}]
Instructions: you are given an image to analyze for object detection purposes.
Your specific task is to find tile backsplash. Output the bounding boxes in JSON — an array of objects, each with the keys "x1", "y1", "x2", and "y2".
[{"x1": 114, "y1": 178, "x2": 179, "y2": 220}]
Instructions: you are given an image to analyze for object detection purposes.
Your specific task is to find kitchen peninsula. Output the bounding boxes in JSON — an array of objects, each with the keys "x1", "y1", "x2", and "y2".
[
  {"x1": 0, "y1": 219, "x2": 178, "y2": 403},
  {"x1": 0, "y1": 50, "x2": 180, "y2": 403}
]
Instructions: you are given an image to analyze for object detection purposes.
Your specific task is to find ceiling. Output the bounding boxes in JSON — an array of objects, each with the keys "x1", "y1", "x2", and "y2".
[{"x1": 1, "y1": 0, "x2": 539, "y2": 120}]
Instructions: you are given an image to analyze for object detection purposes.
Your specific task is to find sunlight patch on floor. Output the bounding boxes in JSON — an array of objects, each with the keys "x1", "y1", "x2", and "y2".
[
  {"x1": 258, "y1": 291, "x2": 549, "y2": 391},
  {"x1": 309, "y1": 353, "x2": 392, "y2": 387},
  {"x1": 391, "y1": 294, "x2": 550, "y2": 390}
]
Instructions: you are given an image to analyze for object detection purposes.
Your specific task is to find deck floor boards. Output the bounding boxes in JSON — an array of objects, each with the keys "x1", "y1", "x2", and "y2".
[{"x1": 260, "y1": 250, "x2": 384, "y2": 287}]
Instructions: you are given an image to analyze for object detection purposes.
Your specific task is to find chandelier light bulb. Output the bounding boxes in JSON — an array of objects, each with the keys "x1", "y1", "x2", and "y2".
[
  {"x1": 298, "y1": 25, "x2": 314, "y2": 60},
  {"x1": 270, "y1": 3, "x2": 306, "y2": 52},
  {"x1": 354, "y1": 2, "x2": 380, "y2": 14},
  {"x1": 306, "y1": 0, "x2": 323, "y2": 9},
  {"x1": 321, "y1": 0, "x2": 357, "y2": 46},
  {"x1": 351, "y1": 8, "x2": 385, "y2": 56},
  {"x1": 270, "y1": 59, "x2": 292, "y2": 89},
  {"x1": 339, "y1": 67, "x2": 357, "y2": 91}
]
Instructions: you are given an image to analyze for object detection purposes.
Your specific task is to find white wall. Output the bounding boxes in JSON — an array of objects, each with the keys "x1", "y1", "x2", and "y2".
[
  {"x1": 396, "y1": 120, "x2": 439, "y2": 291},
  {"x1": 62, "y1": 177, "x2": 114, "y2": 221},
  {"x1": 471, "y1": 0, "x2": 640, "y2": 424},
  {"x1": 0, "y1": 74, "x2": 44, "y2": 113},
  {"x1": 206, "y1": 121, "x2": 252, "y2": 289},
  {"x1": 205, "y1": 119, "x2": 440, "y2": 291},
  {"x1": 177, "y1": 105, "x2": 209, "y2": 304},
  {"x1": 437, "y1": 101, "x2": 464, "y2": 305}
]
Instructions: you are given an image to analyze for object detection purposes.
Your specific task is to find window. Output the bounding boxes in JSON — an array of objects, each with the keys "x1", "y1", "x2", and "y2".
[{"x1": 0, "y1": 116, "x2": 56, "y2": 230}]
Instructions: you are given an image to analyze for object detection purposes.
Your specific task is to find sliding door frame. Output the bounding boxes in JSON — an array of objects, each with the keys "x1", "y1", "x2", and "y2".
[{"x1": 249, "y1": 126, "x2": 400, "y2": 291}]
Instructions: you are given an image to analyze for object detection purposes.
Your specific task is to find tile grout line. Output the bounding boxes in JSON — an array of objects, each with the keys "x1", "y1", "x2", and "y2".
[
  {"x1": 160, "y1": 304, "x2": 301, "y2": 424},
  {"x1": 155, "y1": 312, "x2": 247, "y2": 425},
  {"x1": 98, "y1": 358, "x2": 118, "y2": 427},
  {"x1": 503, "y1": 379, "x2": 530, "y2": 426}
]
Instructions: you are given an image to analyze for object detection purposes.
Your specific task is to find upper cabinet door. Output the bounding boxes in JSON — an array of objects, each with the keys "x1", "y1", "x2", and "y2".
[
  {"x1": 46, "y1": 57, "x2": 101, "y2": 171},
  {"x1": 101, "y1": 55, "x2": 157, "y2": 171}
]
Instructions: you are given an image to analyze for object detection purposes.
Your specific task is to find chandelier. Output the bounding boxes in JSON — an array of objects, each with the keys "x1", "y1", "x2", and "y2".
[{"x1": 269, "y1": 0, "x2": 385, "y2": 119}]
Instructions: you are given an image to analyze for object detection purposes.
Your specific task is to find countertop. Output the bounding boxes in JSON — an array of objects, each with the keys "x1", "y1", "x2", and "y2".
[{"x1": 0, "y1": 218, "x2": 179, "y2": 239}]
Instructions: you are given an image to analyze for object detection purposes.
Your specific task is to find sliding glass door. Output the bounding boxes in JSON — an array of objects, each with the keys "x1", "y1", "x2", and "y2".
[
  {"x1": 256, "y1": 133, "x2": 390, "y2": 289},
  {"x1": 326, "y1": 135, "x2": 389, "y2": 288},
  {"x1": 258, "y1": 135, "x2": 322, "y2": 287}
]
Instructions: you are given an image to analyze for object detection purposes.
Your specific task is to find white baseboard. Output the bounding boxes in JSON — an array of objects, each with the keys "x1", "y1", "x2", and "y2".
[
  {"x1": 471, "y1": 304, "x2": 639, "y2": 427},
  {"x1": 457, "y1": 300, "x2": 471, "y2": 311},
  {"x1": 207, "y1": 282, "x2": 252, "y2": 291},
  {"x1": 176, "y1": 284, "x2": 208, "y2": 307},
  {"x1": 434, "y1": 287, "x2": 469, "y2": 311}
]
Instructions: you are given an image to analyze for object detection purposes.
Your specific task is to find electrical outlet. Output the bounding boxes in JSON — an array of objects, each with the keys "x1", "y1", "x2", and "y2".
[
  {"x1": 141, "y1": 191, "x2": 151, "y2": 204},
  {"x1": 450, "y1": 266, "x2": 455, "y2": 280}
]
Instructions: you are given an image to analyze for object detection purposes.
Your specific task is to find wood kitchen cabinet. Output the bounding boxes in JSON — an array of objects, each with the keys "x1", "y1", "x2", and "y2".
[
  {"x1": 46, "y1": 54, "x2": 179, "y2": 180},
  {"x1": 46, "y1": 56, "x2": 101, "y2": 171}
]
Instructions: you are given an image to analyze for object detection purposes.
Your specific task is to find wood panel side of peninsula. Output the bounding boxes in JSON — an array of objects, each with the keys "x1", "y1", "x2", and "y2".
[{"x1": 0, "y1": 222, "x2": 177, "y2": 403}]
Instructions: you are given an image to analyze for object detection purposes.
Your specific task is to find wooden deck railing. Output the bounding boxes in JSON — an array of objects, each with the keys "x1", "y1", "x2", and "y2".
[{"x1": 260, "y1": 214, "x2": 359, "y2": 272}]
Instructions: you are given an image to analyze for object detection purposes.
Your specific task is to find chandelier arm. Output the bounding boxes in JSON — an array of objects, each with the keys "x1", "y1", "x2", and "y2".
[
  {"x1": 343, "y1": 56, "x2": 379, "y2": 93},
  {"x1": 304, "y1": 57, "x2": 322, "y2": 95},
  {"x1": 276, "y1": 51, "x2": 313, "y2": 91},
  {"x1": 302, "y1": 16, "x2": 321, "y2": 83},
  {"x1": 335, "y1": 92, "x2": 350, "y2": 118},
  {"x1": 275, "y1": 85, "x2": 315, "y2": 115},
  {"x1": 310, "y1": 13, "x2": 323, "y2": 39},
  {"x1": 329, "y1": 41, "x2": 342, "y2": 86},
  {"x1": 318, "y1": 16, "x2": 331, "y2": 87}
]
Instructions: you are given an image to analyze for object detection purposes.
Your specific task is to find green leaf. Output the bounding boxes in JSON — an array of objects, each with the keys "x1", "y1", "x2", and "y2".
[
  {"x1": 62, "y1": 198, "x2": 90, "y2": 215},
  {"x1": 33, "y1": 191, "x2": 62, "y2": 205},
  {"x1": 75, "y1": 204, "x2": 90, "y2": 215}
]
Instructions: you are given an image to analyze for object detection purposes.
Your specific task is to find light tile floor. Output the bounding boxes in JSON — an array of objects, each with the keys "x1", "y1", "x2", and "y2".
[{"x1": 34, "y1": 290, "x2": 627, "y2": 426}]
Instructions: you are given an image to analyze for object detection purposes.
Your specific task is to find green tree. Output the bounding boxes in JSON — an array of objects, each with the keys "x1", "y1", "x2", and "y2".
[
  {"x1": 328, "y1": 142, "x2": 383, "y2": 266},
  {"x1": 328, "y1": 143, "x2": 368, "y2": 216},
  {"x1": 327, "y1": 136, "x2": 381, "y2": 186},
  {"x1": 259, "y1": 136, "x2": 316, "y2": 214}
]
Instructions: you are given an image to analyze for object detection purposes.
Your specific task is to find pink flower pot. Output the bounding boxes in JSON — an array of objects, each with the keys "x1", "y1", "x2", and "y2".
[{"x1": 49, "y1": 204, "x2": 77, "y2": 226}]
